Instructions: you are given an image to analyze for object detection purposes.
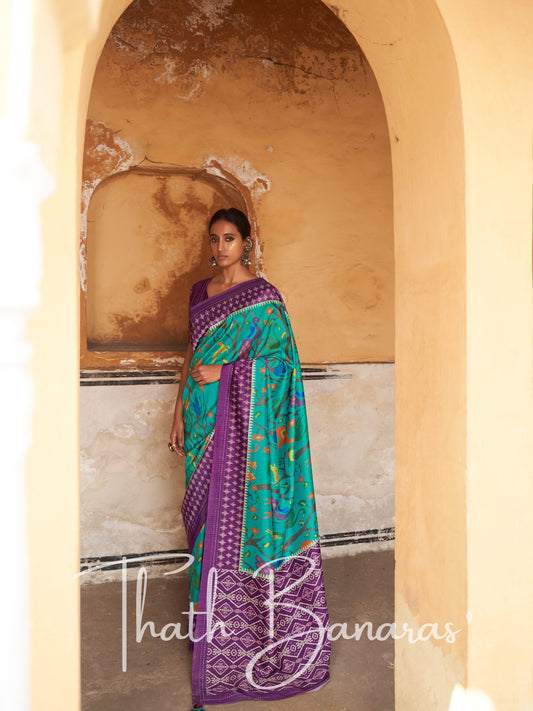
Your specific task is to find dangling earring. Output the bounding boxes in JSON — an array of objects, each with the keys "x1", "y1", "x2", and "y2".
[
  {"x1": 241, "y1": 238, "x2": 253, "y2": 266},
  {"x1": 209, "y1": 256, "x2": 217, "y2": 267}
]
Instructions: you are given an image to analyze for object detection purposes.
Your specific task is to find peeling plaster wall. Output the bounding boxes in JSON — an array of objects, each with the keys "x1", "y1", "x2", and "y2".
[
  {"x1": 81, "y1": 384, "x2": 183, "y2": 556},
  {"x1": 80, "y1": 364, "x2": 394, "y2": 565},
  {"x1": 81, "y1": 0, "x2": 395, "y2": 568},
  {"x1": 308, "y1": 365, "x2": 395, "y2": 542},
  {"x1": 86, "y1": 170, "x2": 247, "y2": 347},
  {"x1": 81, "y1": 119, "x2": 136, "y2": 293},
  {"x1": 84, "y1": 0, "x2": 394, "y2": 362}
]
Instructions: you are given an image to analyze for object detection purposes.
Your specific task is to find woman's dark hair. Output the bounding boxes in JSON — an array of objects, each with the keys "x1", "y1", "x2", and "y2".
[{"x1": 208, "y1": 208, "x2": 251, "y2": 239}]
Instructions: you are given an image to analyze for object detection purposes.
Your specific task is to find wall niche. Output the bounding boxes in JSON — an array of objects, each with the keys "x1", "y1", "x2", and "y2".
[{"x1": 81, "y1": 167, "x2": 249, "y2": 369}]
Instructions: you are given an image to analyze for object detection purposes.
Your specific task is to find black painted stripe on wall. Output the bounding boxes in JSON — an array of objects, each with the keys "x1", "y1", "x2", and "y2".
[
  {"x1": 80, "y1": 367, "x2": 353, "y2": 386},
  {"x1": 79, "y1": 527, "x2": 395, "y2": 573}
]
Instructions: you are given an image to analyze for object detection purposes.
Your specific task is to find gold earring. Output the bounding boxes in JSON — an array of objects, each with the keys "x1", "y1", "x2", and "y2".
[
  {"x1": 241, "y1": 238, "x2": 253, "y2": 266},
  {"x1": 209, "y1": 256, "x2": 217, "y2": 267}
]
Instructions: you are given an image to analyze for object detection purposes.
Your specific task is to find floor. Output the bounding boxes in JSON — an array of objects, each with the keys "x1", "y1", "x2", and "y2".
[{"x1": 81, "y1": 550, "x2": 394, "y2": 711}]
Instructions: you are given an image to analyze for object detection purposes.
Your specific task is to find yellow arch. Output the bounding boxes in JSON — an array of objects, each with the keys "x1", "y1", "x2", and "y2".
[{"x1": 20, "y1": 1, "x2": 533, "y2": 710}]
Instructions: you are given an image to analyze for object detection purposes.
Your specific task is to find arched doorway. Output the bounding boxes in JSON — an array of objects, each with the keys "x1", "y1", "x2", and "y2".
[
  {"x1": 76, "y1": 1, "x2": 467, "y2": 707},
  {"x1": 26, "y1": 0, "x2": 473, "y2": 709}
]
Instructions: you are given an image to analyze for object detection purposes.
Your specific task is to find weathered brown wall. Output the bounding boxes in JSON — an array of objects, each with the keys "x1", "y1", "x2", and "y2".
[{"x1": 83, "y1": 0, "x2": 394, "y2": 364}]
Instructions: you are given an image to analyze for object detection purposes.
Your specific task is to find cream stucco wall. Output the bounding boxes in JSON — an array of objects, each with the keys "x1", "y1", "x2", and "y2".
[
  {"x1": 437, "y1": 2, "x2": 533, "y2": 706},
  {"x1": 342, "y1": 2, "x2": 469, "y2": 705},
  {"x1": 4, "y1": 1, "x2": 531, "y2": 711},
  {"x1": 80, "y1": 364, "x2": 395, "y2": 569}
]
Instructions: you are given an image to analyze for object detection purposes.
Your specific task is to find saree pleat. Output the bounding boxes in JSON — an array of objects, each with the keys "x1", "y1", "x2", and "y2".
[
  {"x1": 182, "y1": 278, "x2": 330, "y2": 705},
  {"x1": 181, "y1": 435, "x2": 213, "y2": 553}
]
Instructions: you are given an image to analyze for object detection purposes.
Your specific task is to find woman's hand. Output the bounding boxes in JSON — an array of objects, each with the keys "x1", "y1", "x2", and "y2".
[
  {"x1": 190, "y1": 363, "x2": 223, "y2": 386},
  {"x1": 169, "y1": 416, "x2": 185, "y2": 457}
]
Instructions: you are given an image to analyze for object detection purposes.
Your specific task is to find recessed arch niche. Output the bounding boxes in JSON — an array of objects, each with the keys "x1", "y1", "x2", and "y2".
[
  {"x1": 85, "y1": 166, "x2": 249, "y2": 354},
  {"x1": 80, "y1": 0, "x2": 394, "y2": 369}
]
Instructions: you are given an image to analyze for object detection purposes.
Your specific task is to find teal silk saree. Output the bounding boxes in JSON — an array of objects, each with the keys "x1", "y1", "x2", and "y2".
[{"x1": 181, "y1": 277, "x2": 330, "y2": 706}]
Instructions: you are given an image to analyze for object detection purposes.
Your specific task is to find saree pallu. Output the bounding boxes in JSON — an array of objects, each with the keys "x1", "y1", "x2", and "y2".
[{"x1": 181, "y1": 277, "x2": 330, "y2": 706}]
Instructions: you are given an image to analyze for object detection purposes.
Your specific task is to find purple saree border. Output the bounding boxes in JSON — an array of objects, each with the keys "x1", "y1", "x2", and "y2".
[
  {"x1": 191, "y1": 361, "x2": 235, "y2": 705},
  {"x1": 189, "y1": 277, "x2": 265, "y2": 316},
  {"x1": 189, "y1": 278, "x2": 284, "y2": 352},
  {"x1": 201, "y1": 543, "x2": 331, "y2": 705},
  {"x1": 181, "y1": 435, "x2": 214, "y2": 552}
]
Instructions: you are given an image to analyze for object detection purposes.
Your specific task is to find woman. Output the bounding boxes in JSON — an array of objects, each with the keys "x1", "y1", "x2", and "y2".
[{"x1": 170, "y1": 208, "x2": 330, "y2": 709}]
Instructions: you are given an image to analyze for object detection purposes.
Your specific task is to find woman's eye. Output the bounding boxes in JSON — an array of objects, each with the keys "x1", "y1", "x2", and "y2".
[{"x1": 225, "y1": 236, "x2": 235, "y2": 242}]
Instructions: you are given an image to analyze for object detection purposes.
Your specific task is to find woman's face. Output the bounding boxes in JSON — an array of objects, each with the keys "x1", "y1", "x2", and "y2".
[{"x1": 209, "y1": 219, "x2": 245, "y2": 267}]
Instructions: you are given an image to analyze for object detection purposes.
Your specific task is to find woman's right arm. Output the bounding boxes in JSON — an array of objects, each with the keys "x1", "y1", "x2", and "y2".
[{"x1": 170, "y1": 342, "x2": 193, "y2": 457}]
